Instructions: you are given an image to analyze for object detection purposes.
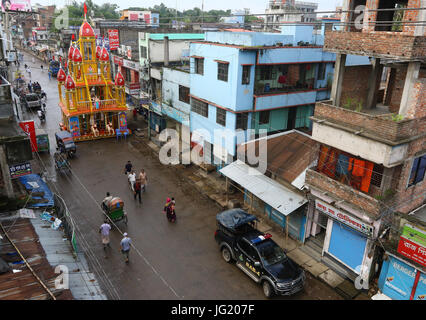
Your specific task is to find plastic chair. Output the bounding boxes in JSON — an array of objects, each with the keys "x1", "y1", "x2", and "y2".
[
  {"x1": 123, "y1": 129, "x2": 129, "y2": 141},
  {"x1": 115, "y1": 129, "x2": 122, "y2": 142}
]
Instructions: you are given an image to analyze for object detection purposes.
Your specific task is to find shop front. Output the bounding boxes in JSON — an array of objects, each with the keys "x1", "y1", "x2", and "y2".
[
  {"x1": 305, "y1": 198, "x2": 375, "y2": 280},
  {"x1": 378, "y1": 253, "x2": 425, "y2": 300}
]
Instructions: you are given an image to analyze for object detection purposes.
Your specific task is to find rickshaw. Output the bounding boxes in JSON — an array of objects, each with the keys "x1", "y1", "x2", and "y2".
[
  {"x1": 102, "y1": 197, "x2": 128, "y2": 227},
  {"x1": 55, "y1": 131, "x2": 76, "y2": 159},
  {"x1": 53, "y1": 151, "x2": 71, "y2": 174}
]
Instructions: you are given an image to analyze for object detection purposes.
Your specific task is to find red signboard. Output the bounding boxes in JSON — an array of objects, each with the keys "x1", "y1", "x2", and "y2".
[
  {"x1": 397, "y1": 236, "x2": 426, "y2": 268},
  {"x1": 108, "y1": 29, "x2": 119, "y2": 51},
  {"x1": 113, "y1": 55, "x2": 123, "y2": 66},
  {"x1": 19, "y1": 121, "x2": 37, "y2": 152}
]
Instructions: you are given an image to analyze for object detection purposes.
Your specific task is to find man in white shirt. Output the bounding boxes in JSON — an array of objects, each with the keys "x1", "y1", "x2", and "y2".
[
  {"x1": 128, "y1": 171, "x2": 136, "y2": 191},
  {"x1": 99, "y1": 220, "x2": 111, "y2": 256}
]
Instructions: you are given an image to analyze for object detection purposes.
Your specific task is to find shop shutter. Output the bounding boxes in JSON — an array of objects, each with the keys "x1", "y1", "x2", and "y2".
[{"x1": 328, "y1": 222, "x2": 367, "y2": 272}]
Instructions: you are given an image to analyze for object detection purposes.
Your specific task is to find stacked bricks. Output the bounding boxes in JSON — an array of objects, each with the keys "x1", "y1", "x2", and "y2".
[
  {"x1": 324, "y1": 31, "x2": 426, "y2": 60},
  {"x1": 314, "y1": 101, "x2": 426, "y2": 143}
]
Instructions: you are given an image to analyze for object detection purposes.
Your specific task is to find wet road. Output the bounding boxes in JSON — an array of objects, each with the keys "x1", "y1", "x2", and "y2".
[{"x1": 16, "y1": 51, "x2": 343, "y2": 300}]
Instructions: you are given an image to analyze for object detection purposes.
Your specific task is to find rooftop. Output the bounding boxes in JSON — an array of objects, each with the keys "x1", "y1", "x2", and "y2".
[
  {"x1": 149, "y1": 33, "x2": 205, "y2": 41},
  {"x1": 238, "y1": 130, "x2": 318, "y2": 187}
]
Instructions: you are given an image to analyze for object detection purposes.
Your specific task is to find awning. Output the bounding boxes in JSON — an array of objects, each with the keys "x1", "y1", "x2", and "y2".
[{"x1": 220, "y1": 160, "x2": 307, "y2": 217}]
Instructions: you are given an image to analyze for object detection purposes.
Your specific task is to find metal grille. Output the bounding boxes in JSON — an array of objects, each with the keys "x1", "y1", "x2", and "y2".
[
  {"x1": 191, "y1": 98, "x2": 208, "y2": 117},
  {"x1": 218, "y1": 62, "x2": 229, "y2": 82},
  {"x1": 216, "y1": 107, "x2": 226, "y2": 126}
]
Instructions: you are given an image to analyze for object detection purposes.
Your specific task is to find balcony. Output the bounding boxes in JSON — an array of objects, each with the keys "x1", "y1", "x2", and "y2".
[
  {"x1": 311, "y1": 101, "x2": 426, "y2": 167},
  {"x1": 313, "y1": 101, "x2": 424, "y2": 144},
  {"x1": 323, "y1": 31, "x2": 426, "y2": 61},
  {"x1": 305, "y1": 168, "x2": 382, "y2": 218}
]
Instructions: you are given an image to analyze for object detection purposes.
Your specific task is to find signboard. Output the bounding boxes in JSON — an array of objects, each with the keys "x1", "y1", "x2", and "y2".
[
  {"x1": 19, "y1": 120, "x2": 37, "y2": 152},
  {"x1": 126, "y1": 46, "x2": 132, "y2": 59},
  {"x1": 382, "y1": 256, "x2": 417, "y2": 300},
  {"x1": 9, "y1": 162, "x2": 32, "y2": 179},
  {"x1": 315, "y1": 200, "x2": 374, "y2": 237},
  {"x1": 413, "y1": 272, "x2": 426, "y2": 300},
  {"x1": 108, "y1": 29, "x2": 119, "y2": 50},
  {"x1": 118, "y1": 112, "x2": 127, "y2": 132},
  {"x1": 2, "y1": 0, "x2": 31, "y2": 12},
  {"x1": 126, "y1": 83, "x2": 140, "y2": 96},
  {"x1": 397, "y1": 224, "x2": 426, "y2": 268},
  {"x1": 123, "y1": 59, "x2": 140, "y2": 71},
  {"x1": 69, "y1": 116, "x2": 80, "y2": 138},
  {"x1": 113, "y1": 55, "x2": 123, "y2": 66},
  {"x1": 398, "y1": 236, "x2": 426, "y2": 268}
]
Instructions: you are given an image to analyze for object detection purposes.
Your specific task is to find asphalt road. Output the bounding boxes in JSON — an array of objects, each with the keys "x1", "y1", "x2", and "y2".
[{"x1": 15, "y1": 51, "x2": 343, "y2": 300}]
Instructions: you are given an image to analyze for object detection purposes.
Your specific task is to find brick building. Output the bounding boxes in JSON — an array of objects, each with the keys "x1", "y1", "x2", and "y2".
[{"x1": 302, "y1": 0, "x2": 425, "y2": 293}]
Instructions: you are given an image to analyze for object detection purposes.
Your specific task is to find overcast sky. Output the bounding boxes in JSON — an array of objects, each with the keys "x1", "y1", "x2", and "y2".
[{"x1": 35, "y1": 0, "x2": 343, "y2": 15}]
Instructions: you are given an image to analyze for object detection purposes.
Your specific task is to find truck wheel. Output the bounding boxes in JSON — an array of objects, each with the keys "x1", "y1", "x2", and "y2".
[
  {"x1": 221, "y1": 247, "x2": 233, "y2": 263},
  {"x1": 262, "y1": 281, "x2": 274, "y2": 299}
]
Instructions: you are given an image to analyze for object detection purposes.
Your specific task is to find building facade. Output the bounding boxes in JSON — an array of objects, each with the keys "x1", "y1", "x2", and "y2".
[
  {"x1": 188, "y1": 25, "x2": 369, "y2": 169},
  {"x1": 304, "y1": 0, "x2": 425, "y2": 289},
  {"x1": 265, "y1": 0, "x2": 318, "y2": 31}
]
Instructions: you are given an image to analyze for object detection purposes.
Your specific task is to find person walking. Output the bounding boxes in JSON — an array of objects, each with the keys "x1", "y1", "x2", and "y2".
[
  {"x1": 124, "y1": 160, "x2": 132, "y2": 175},
  {"x1": 26, "y1": 67, "x2": 31, "y2": 79},
  {"x1": 27, "y1": 81, "x2": 32, "y2": 93},
  {"x1": 99, "y1": 220, "x2": 111, "y2": 257},
  {"x1": 139, "y1": 169, "x2": 147, "y2": 193},
  {"x1": 40, "y1": 65, "x2": 44, "y2": 72},
  {"x1": 120, "y1": 233, "x2": 132, "y2": 263},
  {"x1": 134, "y1": 179, "x2": 142, "y2": 204},
  {"x1": 128, "y1": 170, "x2": 136, "y2": 191},
  {"x1": 48, "y1": 70, "x2": 51, "y2": 80}
]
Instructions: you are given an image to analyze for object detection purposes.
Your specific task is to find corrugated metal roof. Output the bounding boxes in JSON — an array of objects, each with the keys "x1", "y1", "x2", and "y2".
[
  {"x1": 238, "y1": 130, "x2": 318, "y2": 185},
  {"x1": 0, "y1": 218, "x2": 73, "y2": 300},
  {"x1": 220, "y1": 160, "x2": 307, "y2": 216}
]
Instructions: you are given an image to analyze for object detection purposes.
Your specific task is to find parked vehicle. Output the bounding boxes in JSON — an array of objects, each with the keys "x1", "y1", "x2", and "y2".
[
  {"x1": 55, "y1": 131, "x2": 76, "y2": 159},
  {"x1": 214, "y1": 209, "x2": 305, "y2": 298},
  {"x1": 53, "y1": 151, "x2": 71, "y2": 174},
  {"x1": 22, "y1": 93, "x2": 42, "y2": 109},
  {"x1": 36, "y1": 128, "x2": 50, "y2": 153}
]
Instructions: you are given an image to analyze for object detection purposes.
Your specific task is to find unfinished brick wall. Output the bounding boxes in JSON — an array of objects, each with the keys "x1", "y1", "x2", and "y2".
[
  {"x1": 405, "y1": 78, "x2": 426, "y2": 119},
  {"x1": 403, "y1": 0, "x2": 422, "y2": 34},
  {"x1": 340, "y1": 65, "x2": 371, "y2": 107},
  {"x1": 314, "y1": 102, "x2": 426, "y2": 142},
  {"x1": 391, "y1": 138, "x2": 426, "y2": 214},
  {"x1": 387, "y1": 65, "x2": 407, "y2": 113},
  {"x1": 324, "y1": 31, "x2": 426, "y2": 60}
]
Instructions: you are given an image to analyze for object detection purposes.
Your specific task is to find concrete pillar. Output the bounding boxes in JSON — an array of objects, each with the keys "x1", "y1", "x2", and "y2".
[
  {"x1": 331, "y1": 53, "x2": 347, "y2": 108},
  {"x1": 399, "y1": 62, "x2": 420, "y2": 117},
  {"x1": 365, "y1": 58, "x2": 382, "y2": 110},
  {"x1": 164, "y1": 36, "x2": 169, "y2": 67},
  {"x1": 0, "y1": 145, "x2": 14, "y2": 198}
]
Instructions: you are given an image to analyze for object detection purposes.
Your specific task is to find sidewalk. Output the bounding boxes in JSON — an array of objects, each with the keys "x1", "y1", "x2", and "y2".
[{"x1": 126, "y1": 123, "x2": 372, "y2": 300}]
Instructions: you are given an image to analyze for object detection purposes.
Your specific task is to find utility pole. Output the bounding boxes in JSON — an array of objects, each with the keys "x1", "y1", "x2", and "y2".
[{"x1": 201, "y1": 0, "x2": 204, "y2": 24}]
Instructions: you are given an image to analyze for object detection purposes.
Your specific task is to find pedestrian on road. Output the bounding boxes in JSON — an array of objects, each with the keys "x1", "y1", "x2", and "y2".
[
  {"x1": 120, "y1": 233, "x2": 132, "y2": 263},
  {"x1": 128, "y1": 170, "x2": 136, "y2": 191},
  {"x1": 124, "y1": 160, "x2": 132, "y2": 175},
  {"x1": 27, "y1": 81, "x2": 32, "y2": 93},
  {"x1": 48, "y1": 70, "x2": 51, "y2": 80},
  {"x1": 139, "y1": 169, "x2": 147, "y2": 192},
  {"x1": 26, "y1": 67, "x2": 31, "y2": 79},
  {"x1": 134, "y1": 179, "x2": 142, "y2": 204},
  {"x1": 99, "y1": 220, "x2": 111, "y2": 256},
  {"x1": 40, "y1": 65, "x2": 44, "y2": 72},
  {"x1": 24, "y1": 64, "x2": 28, "y2": 70}
]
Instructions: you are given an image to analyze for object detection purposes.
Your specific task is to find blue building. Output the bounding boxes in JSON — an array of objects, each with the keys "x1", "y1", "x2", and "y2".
[{"x1": 189, "y1": 25, "x2": 369, "y2": 168}]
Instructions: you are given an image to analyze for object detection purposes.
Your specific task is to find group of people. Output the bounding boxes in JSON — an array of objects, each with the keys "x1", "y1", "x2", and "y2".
[
  {"x1": 125, "y1": 161, "x2": 147, "y2": 204},
  {"x1": 27, "y1": 81, "x2": 42, "y2": 93},
  {"x1": 99, "y1": 220, "x2": 132, "y2": 263}
]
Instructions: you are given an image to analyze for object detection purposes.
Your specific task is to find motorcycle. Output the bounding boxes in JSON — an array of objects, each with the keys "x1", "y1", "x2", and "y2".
[{"x1": 37, "y1": 109, "x2": 46, "y2": 122}]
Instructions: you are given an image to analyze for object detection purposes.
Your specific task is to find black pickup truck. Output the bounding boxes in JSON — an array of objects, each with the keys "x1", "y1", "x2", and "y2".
[{"x1": 214, "y1": 209, "x2": 305, "y2": 298}]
